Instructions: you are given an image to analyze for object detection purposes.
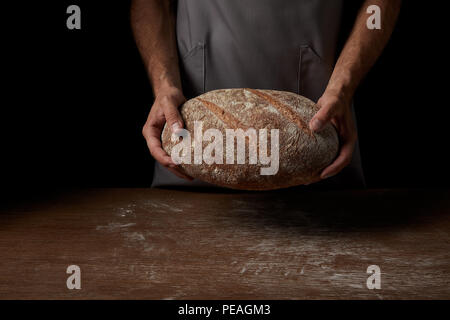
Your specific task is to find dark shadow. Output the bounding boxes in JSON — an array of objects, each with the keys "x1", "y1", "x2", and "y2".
[
  {"x1": 2, "y1": 186, "x2": 448, "y2": 235},
  {"x1": 210, "y1": 188, "x2": 450, "y2": 233}
]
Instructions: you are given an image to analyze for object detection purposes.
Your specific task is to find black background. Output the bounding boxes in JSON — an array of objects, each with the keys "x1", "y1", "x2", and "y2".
[
  {"x1": 2, "y1": 1, "x2": 449, "y2": 197},
  {"x1": 2, "y1": 300, "x2": 447, "y2": 319}
]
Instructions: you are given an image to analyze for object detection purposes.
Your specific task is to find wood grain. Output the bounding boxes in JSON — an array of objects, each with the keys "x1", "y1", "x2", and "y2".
[{"x1": 0, "y1": 188, "x2": 449, "y2": 299}]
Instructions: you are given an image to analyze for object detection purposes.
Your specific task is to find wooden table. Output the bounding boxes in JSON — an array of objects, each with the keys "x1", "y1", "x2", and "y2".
[{"x1": 0, "y1": 188, "x2": 449, "y2": 299}]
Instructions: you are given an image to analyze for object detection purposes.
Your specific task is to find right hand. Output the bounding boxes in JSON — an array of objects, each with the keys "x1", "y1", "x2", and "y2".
[{"x1": 142, "y1": 85, "x2": 193, "y2": 181}]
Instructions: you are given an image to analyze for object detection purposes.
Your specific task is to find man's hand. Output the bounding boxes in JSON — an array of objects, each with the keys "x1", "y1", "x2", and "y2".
[
  {"x1": 309, "y1": 89, "x2": 357, "y2": 180},
  {"x1": 131, "y1": 0, "x2": 192, "y2": 180},
  {"x1": 306, "y1": 0, "x2": 401, "y2": 181},
  {"x1": 142, "y1": 86, "x2": 193, "y2": 181}
]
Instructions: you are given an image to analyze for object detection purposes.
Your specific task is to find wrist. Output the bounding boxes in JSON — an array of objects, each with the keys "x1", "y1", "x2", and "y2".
[
  {"x1": 324, "y1": 72, "x2": 356, "y2": 105},
  {"x1": 154, "y1": 82, "x2": 179, "y2": 96},
  {"x1": 151, "y1": 72, "x2": 182, "y2": 97}
]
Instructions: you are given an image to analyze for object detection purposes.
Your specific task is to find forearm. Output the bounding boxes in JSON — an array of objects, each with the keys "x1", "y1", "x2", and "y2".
[
  {"x1": 131, "y1": 0, "x2": 182, "y2": 95},
  {"x1": 327, "y1": 0, "x2": 402, "y2": 101}
]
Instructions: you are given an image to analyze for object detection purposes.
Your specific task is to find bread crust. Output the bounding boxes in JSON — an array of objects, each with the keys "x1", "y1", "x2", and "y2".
[{"x1": 162, "y1": 88, "x2": 338, "y2": 190}]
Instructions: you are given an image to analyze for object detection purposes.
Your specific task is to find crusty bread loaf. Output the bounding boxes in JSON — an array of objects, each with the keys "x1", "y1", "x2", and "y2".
[{"x1": 161, "y1": 88, "x2": 338, "y2": 190}]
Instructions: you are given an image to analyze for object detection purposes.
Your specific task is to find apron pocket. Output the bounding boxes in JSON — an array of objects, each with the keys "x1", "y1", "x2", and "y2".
[
  {"x1": 298, "y1": 45, "x2": 332, "y2": 102},
  {"x1": 180, "y1": 42, "x2": 206, "y2": 99}
]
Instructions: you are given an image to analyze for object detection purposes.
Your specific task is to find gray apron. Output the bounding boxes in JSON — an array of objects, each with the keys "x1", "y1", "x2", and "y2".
[{"x1": 152, "y1": 0, "x2": 365, "y2": 189}]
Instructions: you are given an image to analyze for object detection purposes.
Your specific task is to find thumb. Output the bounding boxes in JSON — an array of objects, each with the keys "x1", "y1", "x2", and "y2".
[
  {"x1": 309, "y1": 102, "x2": 335, "y2": 133},
  {"x1": 163, "y1": 102, "x2": 184, "y2": 134}
]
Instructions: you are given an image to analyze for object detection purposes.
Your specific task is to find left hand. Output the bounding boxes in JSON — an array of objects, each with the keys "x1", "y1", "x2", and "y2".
[{"x1": 309, "y1": 89, "x2": 357, "y2": 180}]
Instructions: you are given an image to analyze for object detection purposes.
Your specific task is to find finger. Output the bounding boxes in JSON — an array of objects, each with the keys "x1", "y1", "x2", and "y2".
[
  {"x1": 146, "y1": 135, "x2": 175, "y2": 166},
  {"x1": 144, "y1": 126, "x2": 193, "y2": 181},
  {"x1": 160, "y1": 96, "x2": 184, "y2": 134},
  {"x1": 309, "y1": 102, "x2": 336, "y2": 133},
  {"x1": 143, "y1": 119, "x2": 174, "y2": 161},
  {"x1": 320, "y1": 141, "x2": 355, "y2": 179}
]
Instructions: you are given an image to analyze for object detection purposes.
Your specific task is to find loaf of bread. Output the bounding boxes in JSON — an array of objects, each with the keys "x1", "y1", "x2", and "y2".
[{"x1": 161, "y1": 88, "x2": 338, "y2": 190}]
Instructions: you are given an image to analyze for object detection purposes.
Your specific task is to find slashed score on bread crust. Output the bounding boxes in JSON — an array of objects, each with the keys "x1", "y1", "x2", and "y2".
[{"x1": 162, "y1": 88, "x2": 338, "y2": 190}]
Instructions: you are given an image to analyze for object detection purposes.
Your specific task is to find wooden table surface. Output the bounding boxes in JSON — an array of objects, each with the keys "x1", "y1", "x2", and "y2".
[{"x1": 0, "y1": 188, "x2": 449, "y2": 299}]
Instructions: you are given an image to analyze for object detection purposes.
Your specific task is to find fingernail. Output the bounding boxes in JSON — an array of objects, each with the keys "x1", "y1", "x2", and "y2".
[
  {"x1": 310, "y1": 119, "x2": 323, "y2": 132},
  {"x1": 171, "y1": 122, "x2": 181, "y2": 134}
]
